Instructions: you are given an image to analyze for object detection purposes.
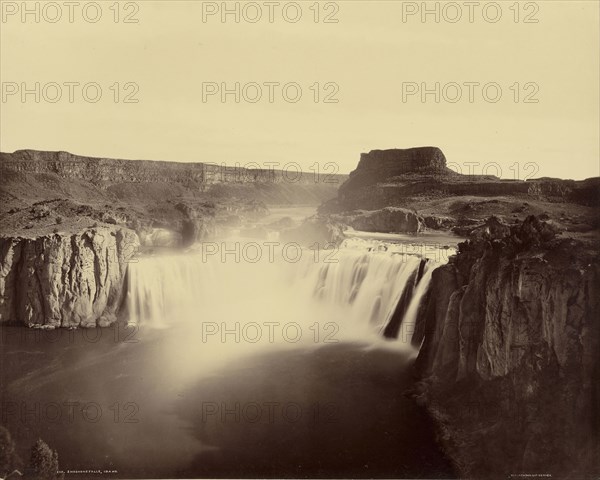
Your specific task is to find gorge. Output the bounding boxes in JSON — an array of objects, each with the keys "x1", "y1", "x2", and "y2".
[{"x1": 0, "y1": 147, "x2": 598, "y2": 479}]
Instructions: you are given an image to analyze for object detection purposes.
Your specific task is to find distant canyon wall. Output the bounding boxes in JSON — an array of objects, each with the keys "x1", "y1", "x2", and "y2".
[
  {"x1": 0, "y1": 150, "x2": 345, "y2": 187},
  {"x1": 0, "y1": 227, "x2": 139, "y2": 327}
]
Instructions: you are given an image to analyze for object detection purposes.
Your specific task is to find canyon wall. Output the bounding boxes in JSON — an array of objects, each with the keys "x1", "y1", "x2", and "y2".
[
  {"x1": 1, "y1": 149, "x2": 347, "y2": 211},
  {"x1": 413, "y1": 217, "x2": 600, "y2": 478},
  {"x1": 0, "y1": 227, "x2": 139, "y2": 327},
  {"x1": 0, "y1": 149, "x2": 344, "y2": 187}
]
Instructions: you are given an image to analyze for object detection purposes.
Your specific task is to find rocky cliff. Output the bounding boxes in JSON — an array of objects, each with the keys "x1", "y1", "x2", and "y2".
[
  {"x1": 335, "y1": 147, "x2": 600, "y2": 211},
  {"x1": 412, "y1": 217, "x2": 600, "y2": 478},
  {"x1": 322, "y1": 147, "x2": 600, "y2": 234},
  {"x1": 1, "y1": 150, "x2": 346, "y2": 241},
  {"x1": 0, "y1": 149, "x2": 347, "y2": 189},
  {"x1": 0, "y1": 227, "x2": 139, "y2": 327}
]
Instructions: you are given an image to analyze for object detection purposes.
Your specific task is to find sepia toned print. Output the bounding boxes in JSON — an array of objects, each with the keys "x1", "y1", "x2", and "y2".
[{"x1": 1, "y1": 1, "x2": 598, "y2": 479}]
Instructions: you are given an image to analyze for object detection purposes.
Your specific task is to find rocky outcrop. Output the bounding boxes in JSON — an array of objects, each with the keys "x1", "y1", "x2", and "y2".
[
  {"x1": 413, "y1": 216, "x2": 600, "y2": 478},
  {"x1": 422, "y1": 214, "x2": 455, "y2": 230},
  {"x1": 335, "y1": 207, "x2": 424, "y2": 234},
  {"x1": 137, "y1": 228, "x2": 182, "y2": 248},
  {"x1": 0, "y1": 227, "x2": 139, "y2": 327},
  {"x1": 280, "y1": 216, "x2": 346, "y2": 248},
  {"x1": 174, "y1": 203, "x2": 216, "y2": 247},
  {"x1": 348, "y1": 147, "x2": 450, "y2": 181},
  {"x1": 324, "y1": 147, "x2": 600, "y2": 213}
]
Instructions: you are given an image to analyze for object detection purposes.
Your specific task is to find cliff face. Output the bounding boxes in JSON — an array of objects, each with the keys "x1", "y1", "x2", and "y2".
[
  {"x1": 329, "y1": 147, "x2": 600, "y2": 212},
  {"x1": 0, "y1": 149, "x2": 345, "y2": 187},
  {"x1": 0, "y1": 150, "x2": 347, "y2": 224},
  {"x1": 413, "y1": 217, "x2": 600, "y2": 478},
  {"x1": 0, "y1": 227, "x2": 139, "y2": 328},
  {"x1": 354, "y1": 147, "x2": 449, "y2": 177},
  {"x1": 337, "y1": 147, "x2": 451, "y2": 208}
]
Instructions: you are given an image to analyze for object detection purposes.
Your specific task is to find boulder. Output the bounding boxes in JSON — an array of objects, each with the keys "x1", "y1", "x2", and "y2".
[{"x1": 338, "y1": 207, "x2": 424, "y2": 234}]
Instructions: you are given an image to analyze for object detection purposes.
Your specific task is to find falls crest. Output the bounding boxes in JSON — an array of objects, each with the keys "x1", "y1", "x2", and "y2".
[{"x1": 126, "y1": 242, "x2": 442, "y2": 346}]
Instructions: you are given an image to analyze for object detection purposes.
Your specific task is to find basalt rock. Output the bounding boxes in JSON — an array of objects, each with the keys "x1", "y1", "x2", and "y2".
[
  {"x1": 175, "y1": 202, "x2": 216, "y2": 247},
  {"x1": 326, "y1": 147, "x2": 600, "y2": 213},
  {"x1": 280, "y1": 215, "x2": 346, "y2": 248},
  {"x1": 0, "y1": 149, "x2": 348, "y2": 190},
  {"x1": 0, "y1": 227, "x2": 139, "y2": 327},
  {"x1": 335, "y1": 207, "x2": 424, "y2": 234},
  {"x1": 422, "y1": 214, "x2": 456, "y2": 230},
  {"x1": 414, "y1": 216, "x2": 600, "y2": 478}
]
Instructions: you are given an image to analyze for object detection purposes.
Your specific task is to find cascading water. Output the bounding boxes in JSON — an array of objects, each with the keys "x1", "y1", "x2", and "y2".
[
  {"x1": 1, "y1": 230, "x2": 458, "y2": 478},
  {"x1": 293, "y1": 248, "x2": 424, "y2": 339},
  {"x1": 126, "y1": 238, "x2": 448, "y2": 350}
]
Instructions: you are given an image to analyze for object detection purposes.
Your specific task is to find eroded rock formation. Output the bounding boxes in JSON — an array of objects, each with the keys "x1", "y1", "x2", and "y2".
[
  {"x1": 323, "y1": 147, "x2": 600, "y2": 214},
  {"x1": 335, "y1": 207, "x2": 424, "y2": 234},
  {"x1": 0, "y1": 227, "x2": 139, "y2": 327},
  {"x1": 413, "y1": 216, "x2": 600, "y2": 478}
]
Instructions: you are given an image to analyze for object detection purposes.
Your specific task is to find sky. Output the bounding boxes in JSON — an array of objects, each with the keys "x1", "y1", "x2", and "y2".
[{"x1": 1, "y1": 0, "x2": 599, "y2": 179}]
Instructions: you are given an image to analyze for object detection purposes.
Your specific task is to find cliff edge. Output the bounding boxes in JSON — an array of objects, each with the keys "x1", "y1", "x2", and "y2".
[
  {"x1": 412, "y1": 216, "x2": 600, "y2": 478},
  {"x1": 0, "y1": 227, "x2": 139, "y2": 328}
]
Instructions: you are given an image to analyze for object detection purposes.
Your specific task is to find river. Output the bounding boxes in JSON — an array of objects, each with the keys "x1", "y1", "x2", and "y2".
[{"x1": 0, "y1": 208, "x2": 459, "y2": 478}]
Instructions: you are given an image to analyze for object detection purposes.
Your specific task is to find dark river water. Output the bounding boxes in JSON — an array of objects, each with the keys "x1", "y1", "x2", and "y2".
[
  {"x1": 1, "y1": 214, "x2": 461, "y2": 478},
  {"x1": 0, "y1": 323, "x2": 455, "y2": 479}
]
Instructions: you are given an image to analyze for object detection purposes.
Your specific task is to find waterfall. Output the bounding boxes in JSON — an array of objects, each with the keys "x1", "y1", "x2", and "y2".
[
  {"x1": 125, "y1": 240, "x2": 446, "y2": 347},
  {"x1": 292, "y1": 249, "x2": 424, "y2": 337},
  {"x1": 397, "y1": 260, "x2": 437, "y2": 344}
]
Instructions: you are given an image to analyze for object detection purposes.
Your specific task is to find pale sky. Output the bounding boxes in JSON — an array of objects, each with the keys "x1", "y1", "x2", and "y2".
[{"x1": 1, "y1": 0, "x2": 599, "y2": 179}]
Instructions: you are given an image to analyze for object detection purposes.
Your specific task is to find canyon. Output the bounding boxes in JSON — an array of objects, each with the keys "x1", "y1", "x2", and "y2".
[
  {"x1": 0, "y1": 146, "x2": 598, "y2": 478},
  {"x1": 0, "y1": 149, "x2": 346, "y2": 243}
]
